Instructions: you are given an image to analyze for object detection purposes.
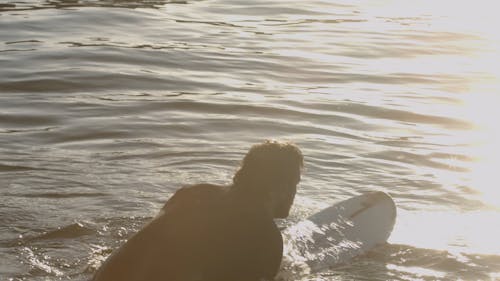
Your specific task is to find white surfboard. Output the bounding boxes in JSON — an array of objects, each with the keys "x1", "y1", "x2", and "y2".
[{"x1": 282, "y1": 191, "x2": 396, "y2": 273}]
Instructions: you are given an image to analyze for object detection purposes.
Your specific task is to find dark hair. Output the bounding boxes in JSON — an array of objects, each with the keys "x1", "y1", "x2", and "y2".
[{"x1": 232, "y1": 140, "x2": 303, "y2": 194}]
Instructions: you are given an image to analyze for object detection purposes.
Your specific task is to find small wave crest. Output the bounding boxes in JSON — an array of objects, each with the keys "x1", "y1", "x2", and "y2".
[{"x1": 30, "y1": 222, "x2": 96, "y2": 241}]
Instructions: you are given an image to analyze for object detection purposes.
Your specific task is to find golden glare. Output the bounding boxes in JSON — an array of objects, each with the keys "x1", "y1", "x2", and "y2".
[{"x1": 461, "y1": 93, "x2": 500, "y2": 209}]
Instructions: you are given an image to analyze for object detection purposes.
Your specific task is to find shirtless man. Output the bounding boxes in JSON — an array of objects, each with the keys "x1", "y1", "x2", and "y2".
[{"x1": 92, "y1": 140, "x2": 303, "y2": 281}]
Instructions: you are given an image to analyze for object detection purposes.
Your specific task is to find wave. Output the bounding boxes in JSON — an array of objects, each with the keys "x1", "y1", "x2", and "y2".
[{"x1": 28, "y1": 222, "x2": 96, "y2": 241}]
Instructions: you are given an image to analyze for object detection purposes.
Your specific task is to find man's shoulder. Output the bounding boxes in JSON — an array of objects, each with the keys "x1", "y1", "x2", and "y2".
[
  {"x1": 173, "y1": 183, "x2": 229, "y2": 202},
  {"x1": 180, "y1": 183, "x2": 229, "y2": 194},
  {"x1": 162, "y1": 183, "x2": 229, "y2": 211}
]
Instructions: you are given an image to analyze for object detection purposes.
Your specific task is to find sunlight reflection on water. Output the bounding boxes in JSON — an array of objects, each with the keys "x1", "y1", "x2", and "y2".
[{"x1": 391, "y1": 210, "x2": 500, "y2": 256}]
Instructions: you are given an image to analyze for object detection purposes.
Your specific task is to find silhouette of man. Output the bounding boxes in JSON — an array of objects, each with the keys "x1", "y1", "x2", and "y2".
[{"x1": 92, "y1": 140, "x2": 303, "y2": 281}]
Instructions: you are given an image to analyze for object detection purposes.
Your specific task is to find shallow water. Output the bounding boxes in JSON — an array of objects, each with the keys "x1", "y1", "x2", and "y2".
[{"x1": 1, "y1": 0, "x2": 500, "y2": 280}]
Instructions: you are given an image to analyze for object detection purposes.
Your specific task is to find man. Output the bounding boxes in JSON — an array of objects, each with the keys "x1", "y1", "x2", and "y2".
[{"x1": 92, "y1": 140, "x2": 303, "y2": 281}]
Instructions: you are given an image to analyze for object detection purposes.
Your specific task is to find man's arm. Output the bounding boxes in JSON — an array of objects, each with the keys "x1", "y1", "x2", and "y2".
[{"x1": 201, "y1": 215, "x2": 283, "y2": 281}]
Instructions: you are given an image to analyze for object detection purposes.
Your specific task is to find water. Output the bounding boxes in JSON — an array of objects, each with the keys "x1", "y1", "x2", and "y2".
[{"x1": 1, "y1": 0, "x2": 500, "y2": 280}]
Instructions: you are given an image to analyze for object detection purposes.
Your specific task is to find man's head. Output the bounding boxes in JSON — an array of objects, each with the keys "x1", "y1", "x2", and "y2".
[{"x1": 233, "y1": 140, "x2": 303, "y2": 218}]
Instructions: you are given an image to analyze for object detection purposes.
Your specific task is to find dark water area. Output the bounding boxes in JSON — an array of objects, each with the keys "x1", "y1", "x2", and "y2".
[{"x1": 1, "y1": 0, "x2": 500, "y2": 280}]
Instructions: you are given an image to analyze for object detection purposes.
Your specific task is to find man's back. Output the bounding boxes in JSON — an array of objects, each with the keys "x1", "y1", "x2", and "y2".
[{"x1": 93, "y1": 184, "x2": 283, "y2": 281}]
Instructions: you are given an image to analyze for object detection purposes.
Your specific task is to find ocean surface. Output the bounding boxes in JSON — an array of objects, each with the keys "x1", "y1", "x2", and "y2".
[{"x1": 1, "y1": 0, "x2": 500, "y2": 280}]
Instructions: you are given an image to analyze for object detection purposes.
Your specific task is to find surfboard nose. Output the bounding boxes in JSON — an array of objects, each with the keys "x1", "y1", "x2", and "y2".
[
  {"x1": 367, "y1": 191, "x2": 397, "y2": 223},
  {"x1": 369, "y1": 191, "x2": 391, "y2": 201}
]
